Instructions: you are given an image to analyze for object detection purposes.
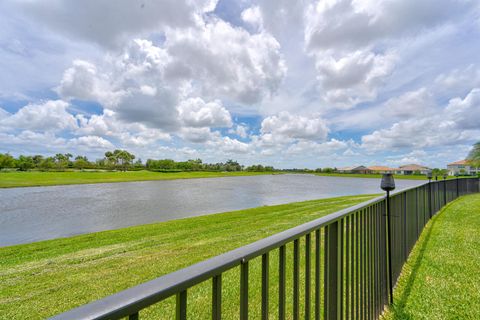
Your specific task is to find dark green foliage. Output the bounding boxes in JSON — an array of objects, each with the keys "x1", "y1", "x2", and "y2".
[
  {"x1": 467, "y1": 141, "x2": 480, "y2": 167},
  {"x1": 0, "y1": 153, "x2": 15, "y2": 169}
]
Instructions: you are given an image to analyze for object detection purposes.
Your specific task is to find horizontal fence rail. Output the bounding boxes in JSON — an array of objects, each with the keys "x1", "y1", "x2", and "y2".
[{"x1": 51, "y1": 177, "x2": 479, "y2": 320}]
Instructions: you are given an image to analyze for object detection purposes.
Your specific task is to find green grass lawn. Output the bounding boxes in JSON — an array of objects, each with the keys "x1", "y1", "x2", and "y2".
[
  {"x1": 0, "y1": 194, "x2": 376, "y2": 319},
  {"x1": 382, "y1": 193, "x2": 480, "y2": 320},
  {"x1": 0, "y1": 170, "x2": 281, "y2": 188}
]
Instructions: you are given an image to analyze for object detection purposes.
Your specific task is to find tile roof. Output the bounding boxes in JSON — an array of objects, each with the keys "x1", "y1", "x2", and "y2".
[
  {"x1": 447, "y1": 159, "x2": 469, "y2": 165},
  {"x1": 367, "y1": 166, "x2": 397, "y2": 171},
  {"x1": 398, "y1": 164, "x2": 429, "y2": 170}
]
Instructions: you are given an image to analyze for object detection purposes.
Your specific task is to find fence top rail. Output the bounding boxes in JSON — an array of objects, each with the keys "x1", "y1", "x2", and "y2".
[{"x1": 50, "y1": 179, "x2": 447, "y2": 320}]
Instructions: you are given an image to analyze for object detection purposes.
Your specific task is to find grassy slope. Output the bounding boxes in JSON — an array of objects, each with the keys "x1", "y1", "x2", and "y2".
[
  {"x1": 382, "y1": 193, "x2": 480, "y2": 320},
  {"x1": 0, "y1": 194, "x2": 375, "y2": 319},
  {"x1": 0, "y1": 170, "x2": 279, "y2": 188}
]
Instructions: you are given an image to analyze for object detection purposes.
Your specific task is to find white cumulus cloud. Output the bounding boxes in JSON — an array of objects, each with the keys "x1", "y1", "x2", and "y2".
[{"x1": 178, "y1": 98, "x2": 232, "y2": 128}]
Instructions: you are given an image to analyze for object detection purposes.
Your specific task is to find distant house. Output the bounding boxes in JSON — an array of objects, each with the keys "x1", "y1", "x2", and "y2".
[
  {"x1": 337, "y1": 165, "x2": 372, "y2": 174},
  {"x1": 447, "y1": 160, "x2": 479, "y2": 175},
  {"x1": 367, "y1": 166, "x2": 396, "y2": 174},
  {"x1": 395, "y1": 164, "x2": 430, "y2": 175}
]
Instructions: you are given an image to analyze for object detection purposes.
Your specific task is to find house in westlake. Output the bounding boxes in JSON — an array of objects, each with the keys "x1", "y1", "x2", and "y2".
[
  {"x1": 367, "y1": 166, "x2": 397, "y2": 174},
  {"x1": 337, "y1": 165, "x2": 372, "y2": 174},
  {"x1": 395, "y1": 164, "x2": 430, "y2": 175},
  {"x1": 447, "y1": 160, "x2": 479, "y2": 175}
]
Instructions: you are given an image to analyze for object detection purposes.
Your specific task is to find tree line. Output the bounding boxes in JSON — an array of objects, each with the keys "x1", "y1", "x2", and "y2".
[
  {"x1": 0, "y1": 150, "x2": 276, "y2": 172},
  {"x1": 1, "y1": 142, "x2": 478, "y2": 173}
]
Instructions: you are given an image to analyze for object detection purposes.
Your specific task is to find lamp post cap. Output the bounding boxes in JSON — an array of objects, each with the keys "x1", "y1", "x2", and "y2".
[{"x1": 381, "y1": 173, "x2": 396, "y2": 191}]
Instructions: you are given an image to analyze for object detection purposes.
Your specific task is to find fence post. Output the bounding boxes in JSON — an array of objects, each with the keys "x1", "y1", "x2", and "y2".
[
  {"x1": 380, "y1": 174, "x2": 395, "y2": 306},
  {"x1": 456, "y1": 176, "x2": 459, "y2": 198},
  {"x1": 385, "y1": 193, "x2": 394, "y2": 305},
  {"x1": 324, "y1": 221, "x2": 342, "y2": 320},
  {"x1": 443, "y1": 179, "x2": 447, "y2": 205},
  {"x1": 428, "y1": 181, "x2": 433, "y2": 218}
]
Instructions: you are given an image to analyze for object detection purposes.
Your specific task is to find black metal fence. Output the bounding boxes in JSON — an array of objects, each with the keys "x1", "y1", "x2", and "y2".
[{"x1": 51, "y1": 177, "x2": 479, "y2": 320}]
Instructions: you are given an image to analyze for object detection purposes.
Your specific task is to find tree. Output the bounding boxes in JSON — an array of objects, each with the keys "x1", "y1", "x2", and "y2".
[
  {"x1": 74, "y1": 156, "x2": 90, "y2": 170},
  {"x1": 38, "y1": 157, "x2": 55, "y2": 170},
  {"x1": 32, "y1": 155, "x2": 44, "y2": 167},
  {"x1": 16, "y1": 155, "x2": 34, "y2": 171},
  {"x1": 54, "y1": 153, "x2": 72, "y2": 169},
  {"x1": 467, "y1": 141, "x2": 480, "y2": 168},
  {"x1": 225, "y1": 159, "x2": 242, "y2": 171},
  {"x1": 104, "y1": 150, "x2": 135, "y2": 171},
  {"x1": 0, "y1": 153, "x2": 15, "y2": 170}
]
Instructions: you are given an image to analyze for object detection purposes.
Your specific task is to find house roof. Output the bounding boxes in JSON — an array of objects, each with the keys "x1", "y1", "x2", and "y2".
[
  {"x1": 448, "y1": 159, "x2": 468, "y2": 166},
  {"x1": 398, "y1": 164, "x2": 429, "y2": 171},
  {"x1": 367, "y1": 166, "x2": 396, "y2": 171},
  {"x1": 338, "y1": 165, "x2": 369, "y2": 171}
]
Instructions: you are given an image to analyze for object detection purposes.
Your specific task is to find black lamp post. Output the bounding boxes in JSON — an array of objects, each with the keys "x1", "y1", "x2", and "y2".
[
  {"x1": 427, "y1": 171, "x2": 432, "y2": 182},
  {"x1": 381, "y1": 173, "x2": 395, "y2": 305}
]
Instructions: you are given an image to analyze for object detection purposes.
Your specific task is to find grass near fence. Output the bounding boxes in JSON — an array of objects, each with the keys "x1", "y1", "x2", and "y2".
[
  {"x1": 382, "y1": 193, "x2": 480, "y2": 320},
  {"x1": 0, "y1": 170, "x2": 280, "y2": 188},
  {"x1": 0, "y1": 194, "x2": 376, "y2": 319}
]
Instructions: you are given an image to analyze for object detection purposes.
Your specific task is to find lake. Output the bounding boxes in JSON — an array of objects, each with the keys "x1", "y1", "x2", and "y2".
[{"x1": 0, "y1": 174, "x2": 423, "y2": 246}]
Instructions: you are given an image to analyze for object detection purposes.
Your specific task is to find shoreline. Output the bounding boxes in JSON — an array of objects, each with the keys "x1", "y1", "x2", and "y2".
[{"x1": 0, "y1": 170, "x2": 444, "y2": 189}]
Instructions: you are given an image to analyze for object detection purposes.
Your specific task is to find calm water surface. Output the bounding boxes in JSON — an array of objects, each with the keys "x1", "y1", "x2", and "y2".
[{"x1": 0, "y1": 174, "x2": 423, "y2": 246}]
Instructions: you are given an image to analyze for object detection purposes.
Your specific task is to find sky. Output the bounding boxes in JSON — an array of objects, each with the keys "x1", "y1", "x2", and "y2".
[{"x1": 0, "y1": 0, "x2": 479, "y2": 169}]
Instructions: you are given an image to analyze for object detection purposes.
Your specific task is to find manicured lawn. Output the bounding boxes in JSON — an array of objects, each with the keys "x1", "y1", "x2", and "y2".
[
  {"x1": 382, "y1": 193, "x2": 480, "y2": 320},
  {"x1": 0, "y1": 170, "x2": 280, "y2": 188},
  {"x1": 0, "y1": 194, "x2": 376, "y2": 319}
]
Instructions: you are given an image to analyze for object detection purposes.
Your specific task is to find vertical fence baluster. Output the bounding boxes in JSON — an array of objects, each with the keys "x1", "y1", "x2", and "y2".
[
  {"x1": 370, "y1": 206, "x2": 374, "y2": 320},
  {"x1": 176, "y1": 290, "x2": 187, "y2": 320},
  {"x1": 403, "y1": 193, "x2": 408, "y2": 264},
  {"x1": 261, "y1": 253, "x2": 269, "y2": 320},
  {"x1": 340, "y1": 219, "x2": 344, "y2": 318},
  {"x1": 315, "y1": 229, "x2": 321, "y2": 320},
  {"x1": 324, "y1": 221, "x2": 342, "y2": 320},
  {"x1": 345, "y1": 215, "x2": 350, "y2": 320},
  {"x1": 351, "y1": 213, "x2": 356, "y2": 320},
  {"x1": 374, "y1": 204, "x2": 380, "y2": 319},
  {"x1": 212, "y1": 275, "x2": 222, "y2": 320},
  {"x1": 361, "y1": 209, "x2": 366, "y2": 320},
  {"x1": 355, "y1": 211, "x2": 361, "y2": 319},
  {"x1": 370, "y1": 206, "x2": 375, "y2": 320},
  {"x1": 240, "y1": 261, "x2": 249, "y2": 320},
  {"x1": 380, "y1": 200, "x2": 387, "y2": 310},
  {"x1": 279, "y1": 245, "x2": 286, "y2": 320},
  {"x1": 293, "y1": 239, "x2": 300, "y2": 320},
  {"x1": 365, "y1": 208, "x2": 370, "y2": 320},
  {"x1": 128, "y1": 312, "x2": 139, "y2": 320},
  {"x1": 305, "y1": 233, "x2": 311, "y2": 320},
  {"x1": 372, "y1": 205, "x2": 376, "y2": 319}
]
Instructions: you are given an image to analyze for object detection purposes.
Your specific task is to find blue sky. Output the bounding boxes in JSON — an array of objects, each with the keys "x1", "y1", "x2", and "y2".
[{"x1": 0, "y1": 0, "x2": 479, "y2": 168}]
